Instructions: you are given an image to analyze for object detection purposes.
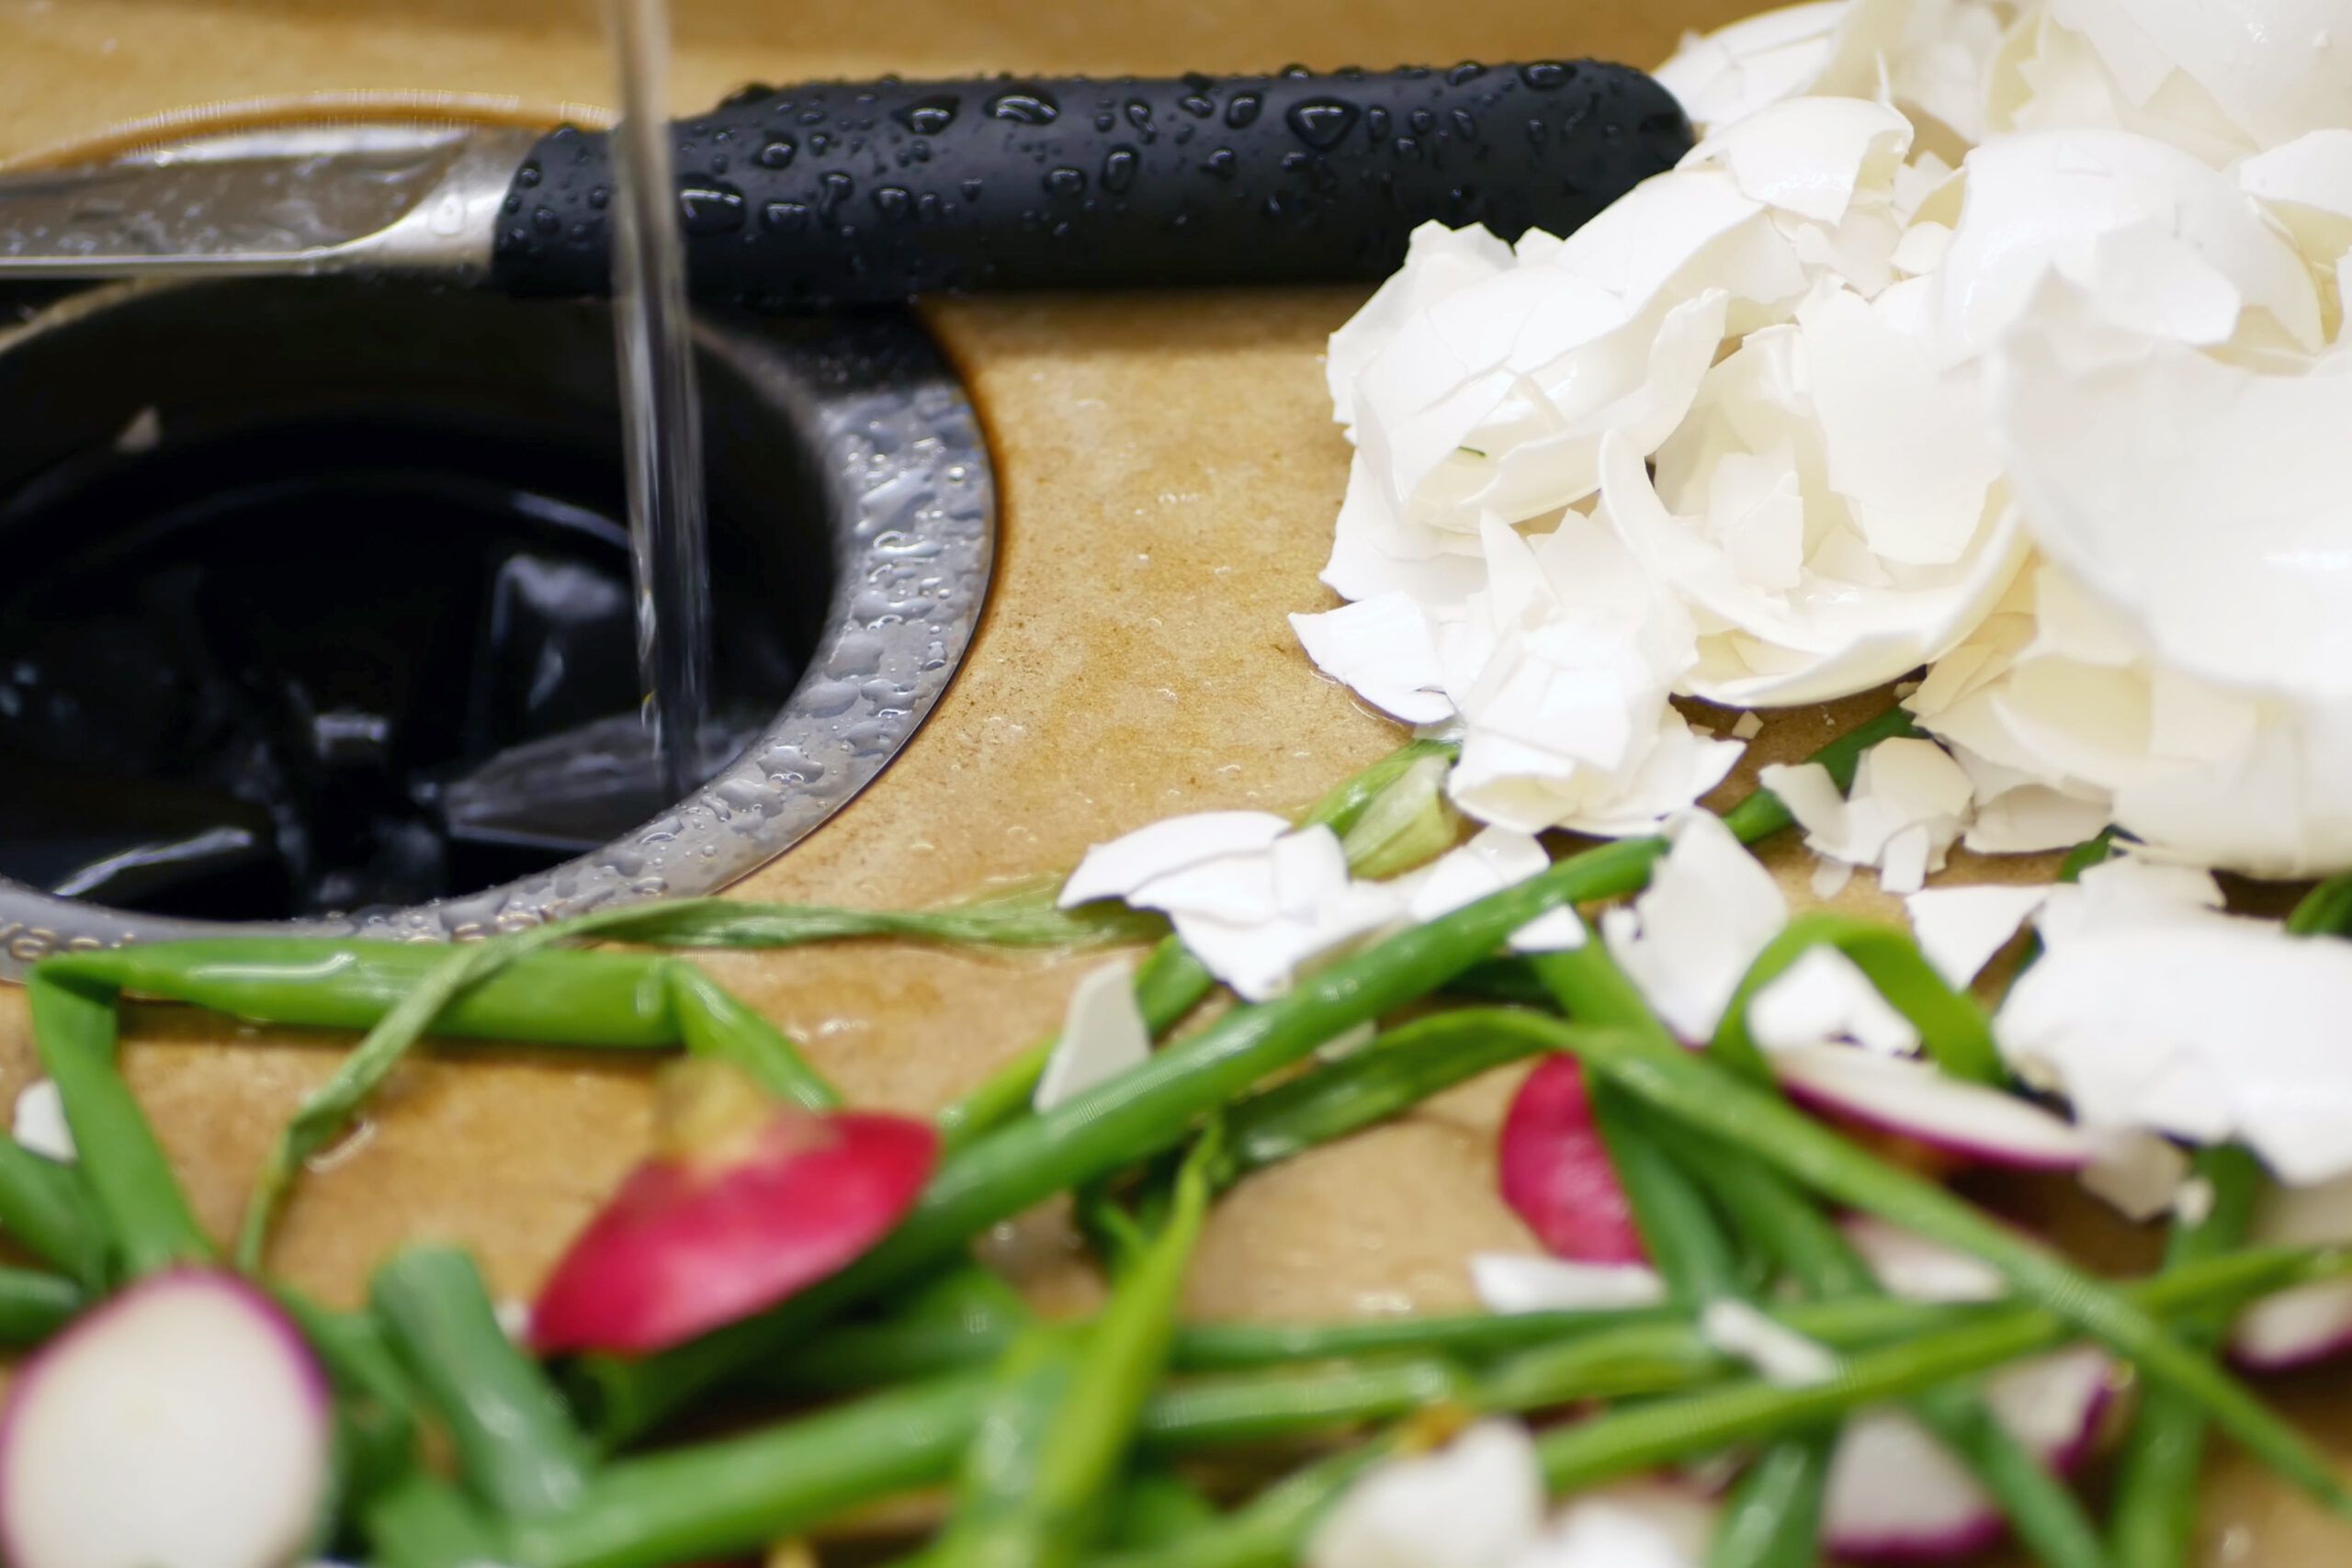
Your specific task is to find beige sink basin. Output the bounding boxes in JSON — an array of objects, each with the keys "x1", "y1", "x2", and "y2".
[{"x1": 3, "y1": 1, "x2": 2346, "y2": 1560}]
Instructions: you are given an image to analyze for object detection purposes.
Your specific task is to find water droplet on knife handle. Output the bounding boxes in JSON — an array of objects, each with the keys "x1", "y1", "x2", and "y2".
[{"x1": 491, "y1": 62, "x2": 1693, "y2": 305}]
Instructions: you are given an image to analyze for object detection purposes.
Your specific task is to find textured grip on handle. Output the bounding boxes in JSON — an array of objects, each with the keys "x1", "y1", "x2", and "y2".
[{"x1": 493, "y1": 62, "x2": 1691, "y2": 305}]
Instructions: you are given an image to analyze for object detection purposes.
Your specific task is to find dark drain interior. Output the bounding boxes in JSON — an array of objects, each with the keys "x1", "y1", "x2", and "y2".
[{"x1": 0, "y1": 280, "x2": 834, "y2": 921}]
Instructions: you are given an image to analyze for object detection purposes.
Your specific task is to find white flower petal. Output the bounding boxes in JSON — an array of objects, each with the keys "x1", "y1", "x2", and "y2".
[
  {"x1": 1702, "y1": 1299, "x2": 1841, "y2": 1385},
  {"x1": 1513, "y1": 1495, "x2": 1707, "y2": 1568},
  {"x1": 1751, "y1": 945, "x2": 1924, "y2": 1055},
  {"x1": 1032, "y1": 961, "x2": 1152, "y2": 1112},
  {"x1": 1939, "y1": 130, "x2": 2321, "y2": 359},
  {"x1": 1310, "y1": 1421, "x2": 1547, "y2": 1568},
  {"x1": 1602, "y1": 813, "x2": 1789, "y2": 1040},
  {"x1": 1685, "y1": 96, "x2": 1915, "y2": 226},
  {"x1": 1657, "y1": 1, "x2": 1849, "y2": 131},
  {"x1": 1059, "y1": 811, "x2": 1291, "y2": 908},
  {"x1": 1904, "y1": 883, "x2": 2051, "y2": 986},
  {"x1": 1472, "y1": 1254, "x2": 1671, "y2": 1314},
  {"x1": 1292, "y1": 593, "x2": 1455, "y2": 725},
  {"x1": 11, "y1": 1079, "x2": 74, "y2": 1165},
  {"x1": 2080, "y1": 1129, "x2": 2191, "y2": 1221},
  {"x1": 2237, "y1": 130, "x2": 2352, "y2": 269},
  {"x1": 1993, "y1": 285, "x2": 2352, "y2": 703},
  {"x1": 2000, "y1": 916, "x2": 2352, "y2": 1182}
]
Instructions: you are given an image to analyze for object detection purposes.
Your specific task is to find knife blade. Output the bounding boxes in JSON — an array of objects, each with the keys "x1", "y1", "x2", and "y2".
[{"x1": 0, "y1": 63, "x2": 1692, "y2": 304}]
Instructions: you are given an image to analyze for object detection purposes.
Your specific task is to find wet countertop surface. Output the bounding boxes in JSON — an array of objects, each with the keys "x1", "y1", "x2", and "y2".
[{"x1": 2, "y1": 1, "x2": 2347, "y2": 1560}]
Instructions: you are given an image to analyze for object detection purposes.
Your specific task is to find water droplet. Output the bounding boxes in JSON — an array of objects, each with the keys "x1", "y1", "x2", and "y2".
[
  {"x1": 1101, "y1": 146, "x2": 1139, "y2": 193},
  {"x1": 960, "y1": 176, "x2": 985, "y2": 201},
  {"x1": 1286, "y1": 97, "x2": 1361, "y2": 150},
  {"x1": 1520, "y1": 61, "x2": 1575, "y2": 90},
  {"x1": 986, "y1": 87, "x2": 1059, "y2": 125},
  {"x1": 1365, "y1": 106, "x2": 1391, "y2": 140},
  {"x1": 1125, "y1": 99, "x2": 1156, "y2": 135},
  {"x1": 515, "y1": 161, "x2": 543, "y2": 188},
  {"x1": 757, "y1": 137, "x2": 797, "y2": 169},
  {"x1": 1408, "y1": 107, "x2": 1436, "y2": 136},
  {"x1": 818, "y1": 170, "x2": 854, "y2": 213},
  {"x1": 809, "y1": 130, "x2": 833, "y2": 153},
  {"x1": 532, "y1": 205, "x2": 562, "y2": 236},
  {"x1": 1449, "y1": 107, "x2": 1479, "y2": 140},
  {"x1": 1044, "y1": 165, "x2": 1086, "y2": 197},
  {"x1": 893, "y1": 94, "x2": 960, "y2": 135},
  {"x1": 872, "y1": 185, "x2": 913, "y2": 220},
  {"x1": 1180, "y1": 93, "x2": 1216, "y2": 118},
  {"x1": 1225, "y1": 92, "x2": 1263, "y2": 129},
  {"x1": 797, "y1": 106, "x2": 827, "y2": 125},
  {"x1": 1279, "y1": 62, "x2": 1313, "y2": 79},
  {"x1": 1204, "y1": 147, "x2": 1239, "y2": 180},
  {"x1": 1446, "y1": 61, "x2": 1487, "y2": 85},
  {"x1": 677, "y1": 182, "x2": 746, "y2": 234},
  {"x1": 1393, "y1": 135, "x2": 1419, "y2": 159},
  {"x1": 762, "y1": 198, "x2": 811, "y2": 231},
  {"x1": 588, "y1": 185, "x2": 610, "y2": 209}
]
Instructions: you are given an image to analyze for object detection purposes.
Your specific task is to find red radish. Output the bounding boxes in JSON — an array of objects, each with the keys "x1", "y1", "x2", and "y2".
[
  {"x1": 1823, "y1": 1220, "x2": 2115, "y2": 1562},
  {"x1": 1498, "y1": 1056, "x2": 1646, "y2": 1264},
  {"x1": 0, "y1": 1269, "x2": 332, "y2": 1568},
  {"x1": 1770, "y1": 1045, "x2": 2095, "y2": 1170},
  {"x1": 532, "y1": 1060, "x2": 938, "y2": 1355},
  {"x1": 2230, "y1": 1172, "x2": 2352, "y2": 1371},
  {"x1": 1821, "y1": 1348, "x2": 2113, "y2": 1562}
]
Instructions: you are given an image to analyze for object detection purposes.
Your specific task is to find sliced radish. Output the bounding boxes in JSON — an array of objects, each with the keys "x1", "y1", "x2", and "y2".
[
  {"x1": 2230, "y1": 1171, "x2": 2352, "y2": 1371},
  {"x1": 1771, "y1": 1044, "x2": 2095, "y2": 1169},
  {"x1": 1498, "y1": 1056, "x2": 1646, "y2": 1264},
  {"x1": 1825, "y1": 1221, "x2": 2115, "y2": 1562},
  {"x1": 0, "y1": 1269, "x2": 332, "y2": 1568},
  {"x1": 531, "y1": 1061, "x2": 938, "y2": 1355},
  {"x1": 1821, "y1": 1347, "x2": 2114, "y2": 1562}
]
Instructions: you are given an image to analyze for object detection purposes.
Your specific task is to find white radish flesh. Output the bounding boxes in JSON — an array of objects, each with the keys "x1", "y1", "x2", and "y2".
[
  {"x1": 1824, "y1": 1221, "x2": 2115, "y2": 1561},
  {"x1": 2231, "y1": 1171, "x2": 2352, "y2": 1371},
  {"x1": 0, "y1": 1269, "x2": 332, "y2": 1568},
  {"x1": 1771, "y1": 1044, "x2": 2096, "y2": 1169}
]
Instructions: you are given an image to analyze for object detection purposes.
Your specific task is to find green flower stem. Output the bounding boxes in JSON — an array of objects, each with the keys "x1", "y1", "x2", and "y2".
[
  {"x1": 937, "y1": 937, "x2": 1215, "y2": 1153},
  {"x1": 1710, "y1": 1434, "x2": 1833, "y2": 1568},
  {"x1": 1712, "y1": 913, "x2": 2004, "y2": 1086},
  {"x1": 939, "y1": 1134, "x2": 1222, "y2": 1568},
  {"x1": 278, "y1": 1288, "x2": 423, "y2": 1499},
  {"x1": 1526, "y1": 1010, "x2": 2352, "y2": 1517},
  {"x1": 27, "y1": 969, "x2": 210, "y2": 1277},
  {"x1": 360, "y1": 1465, "x2": 511, "y2": 1568},
  {"x1": 0, "y1": 1134, "x2": 108, "y2": 1289},
  {"x1": 662, "y1": 962, "x2": 836, "y2": 1111},
  {"x1": 0, "y1": 1266, "x2": 80, "y2": 1344},
  {"x1": 510, "y1": 1371, "x2": 1000, "y2": 1568},
  {"x1": 370, "y1": 1246, "x2": 595, "y2": 1519},
  {"x1": 939, "y1": 736, "x2": 1465, "y2": 1154},
  {"x1": 1217, "y1": 1011, "x2": 1553, "y2": 1185},
  {"x1": 2108, "y1": 1145, "x2": 2265, "y2": 1568},
  {"x1": 578, "y1": 837, "x2": 1672, "y2": 1444},
  {"x1": 517, "y1": 1246, "x2": 2333, "y2": 1568}
]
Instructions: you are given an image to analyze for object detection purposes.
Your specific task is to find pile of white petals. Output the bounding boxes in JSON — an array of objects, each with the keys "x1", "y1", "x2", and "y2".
[{"x1": 1296, "y1": 0, "x2": 2352, "y2": 874}]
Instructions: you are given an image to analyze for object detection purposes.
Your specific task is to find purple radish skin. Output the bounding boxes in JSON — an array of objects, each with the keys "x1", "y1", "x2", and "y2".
[{"x1": 0, "y1": 1269, "x2": 333, "y2": 1568}]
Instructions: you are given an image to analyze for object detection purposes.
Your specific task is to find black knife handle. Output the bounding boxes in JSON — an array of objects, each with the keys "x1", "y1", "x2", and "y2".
[{"x1": 492, "y1": 62, "x2": 1690, "y2": 305}]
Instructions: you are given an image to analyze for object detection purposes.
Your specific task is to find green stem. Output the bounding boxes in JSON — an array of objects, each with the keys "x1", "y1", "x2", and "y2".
[
  {"x1": 1710, "y1": 1435, "x2": 1833, "y2": 1568},
  {"x1": 579, "y1": 838, "x2": 1670, "y2": 1444},
  {"x1": 27, "y1": 969, "x2": 210, "y2": 1276},
  {"x1": 938, "y1": 1133, "x2": 1223, "y2": 1568},
  {"x1": 0, "y1": 1134, "x2": 108, "y2": 1289},
  {"x1": 2108, "y1": 1145, "x2": 2264, "y2": 1568},
  {"x1": 370, "y1": 1246, "x2": 595, "y2": 1518},
  {"x1": 0, "y1": 1266, "x2": 81, "y2": 1344},
  {"x1": 1532, "y1": 1012, "x2": 2352, "y2": 1517},
  {"x1": 663, "y1": 963, "x2": 836, "y2": 1111},
  {"x1": 1713, "y1": 912, "x2": 2005, "y2": 1085}
]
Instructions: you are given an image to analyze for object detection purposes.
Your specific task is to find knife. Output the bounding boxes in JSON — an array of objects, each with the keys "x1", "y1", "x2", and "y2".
[{"x1": 0, "y1": 63, "x2": 1690, "y2": 304}]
